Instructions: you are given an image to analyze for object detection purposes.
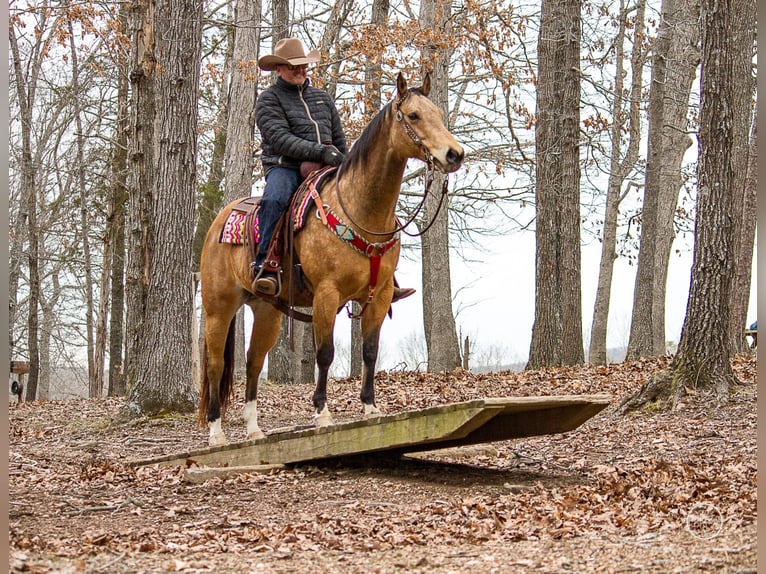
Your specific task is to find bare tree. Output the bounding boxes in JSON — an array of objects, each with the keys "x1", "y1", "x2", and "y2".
[
  {"x1": 123, "y1": 0, "x2": 203, "y2": 416},
  {"x1": 527, "y1": 0, "x2": 584, "y2": 369},
  {"x1": 418, "y1": 0, "x2": 462, "y2": 372},
  {"x1": 626, "y1": 0, "x2": 700, "y2": 359},
  {"x1": 729, "y1": 105, "x2": 757, "y2": 352},
  {"x1": 9, "y1": 9, "x2": 64, "y2": 401},
  {"x1": 587, "y1": 0, "x2": 646, "y2": 364},
  {"x1": 108, "y1": 4, "x2": 131, "y2": 397},
  {"x1": 623, "y1": 0, "x2": 750, "y2": 410},
  {"x1": 726, "y1": 2, "x2": 757, "y2": 353}
]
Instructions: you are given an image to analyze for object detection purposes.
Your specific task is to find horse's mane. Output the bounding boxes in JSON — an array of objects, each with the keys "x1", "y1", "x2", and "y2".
[{"x1": 337, "y1": 87, "x2": 425, "y2": 180}]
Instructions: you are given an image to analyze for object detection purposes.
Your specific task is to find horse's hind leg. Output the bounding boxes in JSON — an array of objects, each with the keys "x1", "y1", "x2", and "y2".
[
  {"x1": 243, "y1": 302, "x2": 283, "y2": 440},
  {"x1": 203, "y1": 314, "x2": 237, "y2": 446}
]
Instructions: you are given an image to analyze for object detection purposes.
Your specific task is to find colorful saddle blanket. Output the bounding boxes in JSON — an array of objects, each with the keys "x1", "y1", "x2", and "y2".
[{"x1": 218, "y1": 167, "x2": 337, "y2": 246}]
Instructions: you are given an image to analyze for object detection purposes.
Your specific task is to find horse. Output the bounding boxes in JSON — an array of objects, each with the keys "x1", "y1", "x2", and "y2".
[{"x1": 198, "y1": 72, "x2": 464, "y2": 446}]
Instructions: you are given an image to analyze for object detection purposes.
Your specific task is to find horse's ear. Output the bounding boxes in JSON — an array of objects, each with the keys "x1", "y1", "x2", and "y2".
[
  {"x1": 421, "y1": 73, "x2": 431, "y2": 97},
  {"x1": 396, "y1": 73, "x2": 407, "y2": 97}
]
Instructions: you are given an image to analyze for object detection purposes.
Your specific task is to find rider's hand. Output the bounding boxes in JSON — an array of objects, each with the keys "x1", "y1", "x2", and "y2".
[{"x1": 322, "y1": 145, "x2": 345, "y2": 167}]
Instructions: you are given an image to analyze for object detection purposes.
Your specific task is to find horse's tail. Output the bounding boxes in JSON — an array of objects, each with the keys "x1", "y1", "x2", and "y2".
[{"x1": 197, "y1": 318, "x2": 237, "y2": 428}]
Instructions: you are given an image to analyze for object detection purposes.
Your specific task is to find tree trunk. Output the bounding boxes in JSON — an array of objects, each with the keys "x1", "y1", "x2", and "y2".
[
  {"x1": 108, "y1": 3, "x2": 130, "y2": 397},
  {"x1": 626, "y1": 0, "x2": 699, "y2": 359},
  {"x1": 419, "y1": 0, "x2": 461, "y2": 373},
  {"x1": 527, "y1": 0, "x2": 583, "y2": 369},
  {"x1": 219, "y1": 0, "x2": 262, "y2": 383},
  {"x1": 588, "y1": 0, "x2": 645, "y2": 364},
  {"x1": 726, "y1": 2, "x2": 757, "y2": 353},
  {"x1": 125, "y1": 0, "x2": 156, "y2": 393},
  {"x1": 730, "y1": 106, "x2": 757, "y2": 352},
  {"x1": 123, "y1": 0, "x2": 203, "y2": 417},
  {"x1": 622, "y1": 0, "x2": 745, "y2": 411},
  {"x1": 651, "y1": 0, "x2": 701, "y2": 355},
  {"x1": 67, "y1": 20, "x2": 100, "y2": 398}
]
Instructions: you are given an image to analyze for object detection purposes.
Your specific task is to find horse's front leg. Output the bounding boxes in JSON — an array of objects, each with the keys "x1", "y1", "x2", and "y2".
[
  {"x1": 359, "y1": 297, "x2": 391, "y2": 417},
  {"x1": 360, "y1": 326, "x2": 382, "y2": 416},
  {"x1": 311, "y1": 289, "x2": 341, "y2": 427}
]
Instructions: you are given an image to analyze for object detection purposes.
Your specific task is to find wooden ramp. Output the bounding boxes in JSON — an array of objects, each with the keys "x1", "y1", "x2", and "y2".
[{"x1": 130, "y1": 395, "x2": 611, "y2": 470}]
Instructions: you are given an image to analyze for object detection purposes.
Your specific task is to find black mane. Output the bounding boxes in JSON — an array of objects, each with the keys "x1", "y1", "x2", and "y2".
[{"x1": 337, "y1": 87, "x2": 424, "y2": 179}]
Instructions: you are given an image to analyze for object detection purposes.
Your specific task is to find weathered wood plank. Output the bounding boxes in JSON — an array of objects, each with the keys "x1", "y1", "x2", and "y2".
[{"x1": 129, "y1": 395, "x2": 611, "y2": 469}]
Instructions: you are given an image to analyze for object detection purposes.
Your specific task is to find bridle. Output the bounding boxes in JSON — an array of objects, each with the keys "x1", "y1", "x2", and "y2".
[{"x1": 335, "y1": 90, "x2": 451, "y2": 239}]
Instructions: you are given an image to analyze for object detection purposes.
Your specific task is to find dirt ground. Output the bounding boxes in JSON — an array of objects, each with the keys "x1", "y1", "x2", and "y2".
[{"x1": 8, "y1": 355, "x2": 757, "y2": 573}]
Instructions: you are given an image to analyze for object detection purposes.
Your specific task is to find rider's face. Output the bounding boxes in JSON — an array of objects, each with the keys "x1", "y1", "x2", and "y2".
[{"x1": 277, "y1": 63, "x2": 309, "y2": 85}]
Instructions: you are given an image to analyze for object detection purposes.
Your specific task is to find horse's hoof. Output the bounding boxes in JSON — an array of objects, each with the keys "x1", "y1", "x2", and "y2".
[
  {"x1": 363, "y1": 403, "x2": 382, "y2": 416},
  {"x1": 246, "y1": 430, "x2": 266, "y2": 441},
  {"x1": 209, "y1": 433, "x2": 228, "y2": 447},
  {"x1": 313, "y1": 406, "x2": 334, "y2": 427}
]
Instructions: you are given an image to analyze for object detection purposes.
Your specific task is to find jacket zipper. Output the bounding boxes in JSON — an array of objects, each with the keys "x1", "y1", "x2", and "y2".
[{"x1": 299, "y1": 84, "x2": 322, "y2": 143}]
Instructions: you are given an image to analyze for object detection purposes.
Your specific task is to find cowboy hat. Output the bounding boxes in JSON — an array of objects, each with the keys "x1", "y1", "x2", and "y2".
[{"x1": 258, "y1": 38, "x2": 321, "y2": 71}]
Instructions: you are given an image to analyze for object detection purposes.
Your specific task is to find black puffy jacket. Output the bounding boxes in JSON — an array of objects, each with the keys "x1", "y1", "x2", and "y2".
[{"x1": 255, "y1": 77, "x2": 348, "y2": 175}]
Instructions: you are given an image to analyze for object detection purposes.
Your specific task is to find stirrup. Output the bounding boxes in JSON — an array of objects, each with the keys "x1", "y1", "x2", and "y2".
[{"x1": 252, "y1": 265, "x2": 282, "y2": 297}]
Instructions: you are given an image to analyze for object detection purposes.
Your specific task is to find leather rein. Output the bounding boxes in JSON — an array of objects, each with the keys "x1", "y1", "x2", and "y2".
[
  {"x1": 335, "y1": 91, "x2": 451, "y2": 239},
  {"x1": 309, "y1": 92, "x2": 451, "y2": 318}
]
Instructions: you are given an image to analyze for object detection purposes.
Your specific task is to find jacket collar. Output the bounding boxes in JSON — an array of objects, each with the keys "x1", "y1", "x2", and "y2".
[{"x1": 276, "y1": 77, "x2": 311, "y2": 91}]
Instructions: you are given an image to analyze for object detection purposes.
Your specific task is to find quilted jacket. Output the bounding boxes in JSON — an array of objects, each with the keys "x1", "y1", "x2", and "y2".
[{"x1": 255, "y1": 77, "x2": 348, "y2": 175}]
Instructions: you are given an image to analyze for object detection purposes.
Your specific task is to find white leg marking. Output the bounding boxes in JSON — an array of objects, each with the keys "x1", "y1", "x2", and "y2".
[
  {"x1": 244, "y1": 401, "x2": 266, "y2": 440},
  {"x1": 313, "y1": 405, "x2": 334, "y2": 427},
  {"x1": 208, "y1": 418, "x2": 228, "y2": 447},
  {"x1": 363, "y1": 403, "x2": 382, "y2": 416}
]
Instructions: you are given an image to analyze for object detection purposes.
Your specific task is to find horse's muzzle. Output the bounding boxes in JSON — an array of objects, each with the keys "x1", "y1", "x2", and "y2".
[{"x1": 438, "y1": 147, "x2": 464, "y2": 173}]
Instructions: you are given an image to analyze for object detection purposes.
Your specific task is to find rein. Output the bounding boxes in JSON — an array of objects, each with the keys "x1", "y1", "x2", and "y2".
[
  {"x1": 335, "y1": 91, "x2": 450, "y2": 239},
  {"x1": 315, "y1": 91, "x2": 452, "y2": 318}
]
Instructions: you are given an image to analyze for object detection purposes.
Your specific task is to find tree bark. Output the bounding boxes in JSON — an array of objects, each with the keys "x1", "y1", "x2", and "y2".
[
  {"x1": 588, "y1": 0, "x2": 645, "y2": 364},
  {"x1": 626, "y1": 0, "x2": 699, "y2": 359},
  {"x1": 729, "y1": 106, "x2": 757, "y2": 352},
  {"x1": 108, "y1": 3, "x2": 130, "y2": 397},
  {"x1": 419, "y1": 0, "x2": 461, "y2": 372},
  {"x1": 527, "y1": 0, "x2": 583, "y2": 369},
  {"x1": 123, "y1": 0, "x2": 203, "y2": 416},
  {"x1": 622, "y1": 0, "x2": 745, "y2": 411},
  {"x1": 726, "y1": 1, "x2": 757, "y2": 353},
  {"x1": 651, "y1": 0, "x2": 701, "y2": 355}
]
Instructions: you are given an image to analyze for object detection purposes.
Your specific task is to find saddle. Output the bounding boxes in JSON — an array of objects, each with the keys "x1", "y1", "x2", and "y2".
[{"x1": 226, "y1": 166, "x2": 338, "y2": 320}]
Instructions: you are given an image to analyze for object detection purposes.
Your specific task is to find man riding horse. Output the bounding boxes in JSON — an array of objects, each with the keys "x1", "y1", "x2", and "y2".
[{"x1": 252, "y1": 37, "x2": 415, "y2": 302}]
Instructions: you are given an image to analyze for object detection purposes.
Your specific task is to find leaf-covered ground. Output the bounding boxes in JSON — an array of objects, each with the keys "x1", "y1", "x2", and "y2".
[{"x1": 9, "y1": 355, "x2": 757, "y2": 573}]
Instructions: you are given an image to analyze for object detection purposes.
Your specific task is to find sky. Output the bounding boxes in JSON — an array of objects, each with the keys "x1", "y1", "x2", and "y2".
[{"x1": 327, "y1": 227, "x2": 758, "y2": 371}]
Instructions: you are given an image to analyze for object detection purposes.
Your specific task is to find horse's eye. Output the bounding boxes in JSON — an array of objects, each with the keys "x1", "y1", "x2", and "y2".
[{"x1": 407, "y1": 112, "x2": 419, "y2": 121}]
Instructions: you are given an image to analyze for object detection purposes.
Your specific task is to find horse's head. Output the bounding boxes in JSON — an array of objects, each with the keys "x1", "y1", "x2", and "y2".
[{"x1": 393, "y1": 73, "x2": 464, "y2": 174}]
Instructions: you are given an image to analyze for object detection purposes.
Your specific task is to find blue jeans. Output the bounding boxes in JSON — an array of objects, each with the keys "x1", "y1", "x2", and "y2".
[{"x1": 255, "y1": 167, "x2": 301, "y2": 269}]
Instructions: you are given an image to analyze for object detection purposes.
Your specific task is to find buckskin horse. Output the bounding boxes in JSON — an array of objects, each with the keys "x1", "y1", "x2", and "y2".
[{"x1": 198, "y1": 73, "x2": 464, "y2": 446}]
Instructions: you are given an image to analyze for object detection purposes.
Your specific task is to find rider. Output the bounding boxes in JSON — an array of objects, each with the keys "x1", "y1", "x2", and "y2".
[{"x1": 253, "y1": 37, "x2": 415, "y2": 302}]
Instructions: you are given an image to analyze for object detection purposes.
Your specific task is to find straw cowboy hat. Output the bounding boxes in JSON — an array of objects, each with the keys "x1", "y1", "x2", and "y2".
[{"x1": 258, "y1": 38, "x2": 321, "y2": 71}]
